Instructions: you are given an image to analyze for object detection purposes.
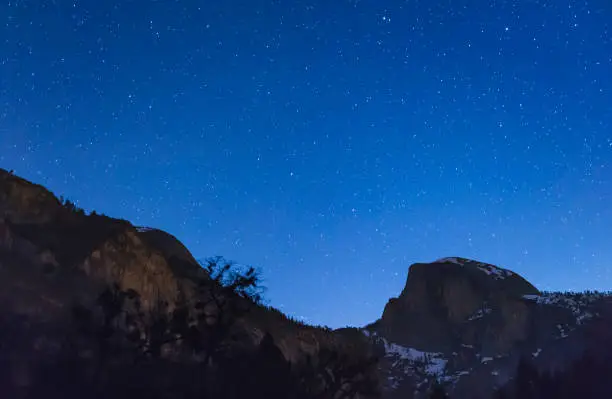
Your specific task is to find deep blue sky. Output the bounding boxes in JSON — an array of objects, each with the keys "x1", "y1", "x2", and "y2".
[{"x1": 1, "y1": 0, "x2": 611, "y2": 328}]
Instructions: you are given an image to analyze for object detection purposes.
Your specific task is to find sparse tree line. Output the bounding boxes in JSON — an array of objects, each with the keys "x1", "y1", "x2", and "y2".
[
  {"x1": 539, "y1": 289, "x2": 612, "y2": 298},
  {"x1": 17, "y1": 257, "x2": 380, "y2": 399},
  {"x1": 424, "y1": 350, "x2": 612, "y2": 399},
  {"x1": 493, "y1": 350, "x2": 612, "y2": 399}
]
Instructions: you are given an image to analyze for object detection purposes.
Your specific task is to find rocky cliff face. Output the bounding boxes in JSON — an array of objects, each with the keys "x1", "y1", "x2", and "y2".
[
  {"x1": 376, "y1": 257, "x2": 539, "y2": 354},
  {"x1": 2, "y1": 168, "x2": 610, "y2": 399},
  {"x1": 365, "y1": 257, "x2": 612, "y2": 398},
  {"x1": 0, "y1": 168, "x2": 377, "y2": 398}
]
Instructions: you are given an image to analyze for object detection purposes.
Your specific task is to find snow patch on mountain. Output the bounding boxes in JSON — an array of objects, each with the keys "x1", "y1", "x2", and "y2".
[
  {"x1": 475, "y1": 262, "x2": 514, "y2": 279},
  {"x1": 468, "y1": 307, "x2": 492, "y2": 321},
  {"x1": 382, "y1": 339, "x2": 448, "y2": 376},
  {"x1": 363, "y1": 330, "x2": 456, "y2": 392},
  {"x1": 434, "y1": 257, "x2": 514, "y2": 280},
  {"x1": 522, "y1": 292, "x2": 604, "y2": 325},
  {"x1": 363, "y1": 330, "x2": 490, "y2": 394},
  {"x1": 435, "y1": 257, "x2": 465, "y2": 265}
]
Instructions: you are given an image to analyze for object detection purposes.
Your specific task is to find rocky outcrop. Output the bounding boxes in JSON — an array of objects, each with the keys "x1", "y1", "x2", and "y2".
[
  {"x1": 136, "y1": 227, "x2": 200, "y2": 269},
  {"x1": 0, "y1": 170, "x2": 64, "y2": 224},
  {"x1": 0, "y1": 169, "x2": 192, "y2": 314},
  {"x1": 376, "y1": 257, "x2": 539, "y2": 354},
  {"x1": 0, "y1": 168, "x2": 377, "y2": 397},
  {"x1": 4, "y1": 168, "x2": 610, "y2": 399},
  {"x1": 366, "y1": 257, "x2": 612, "y2": 398}
]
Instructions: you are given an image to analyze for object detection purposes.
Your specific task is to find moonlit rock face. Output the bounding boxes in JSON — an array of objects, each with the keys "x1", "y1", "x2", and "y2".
[
  {"x1": 366, "y1": 258, "x2": 612, "y2": 398},
  {"x1": 435, "y1": 257, "x2": 465, "y2": 265},
  {"x1": 476, "y1": 263, "x2": 514, "y2": 279},
  {"x1": 434, "y1": 257, "x2": 514, "y2": 280}
]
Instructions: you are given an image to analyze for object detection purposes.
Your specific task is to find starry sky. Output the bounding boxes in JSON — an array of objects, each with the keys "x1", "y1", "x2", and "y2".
[{"x1": 1, "y1": 0, "x2": 611, "y2": 328}]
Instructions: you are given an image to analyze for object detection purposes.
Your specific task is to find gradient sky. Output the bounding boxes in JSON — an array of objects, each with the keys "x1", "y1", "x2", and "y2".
[{"x1": 1, "y1": 0, "x2": 611, "y2": 328}]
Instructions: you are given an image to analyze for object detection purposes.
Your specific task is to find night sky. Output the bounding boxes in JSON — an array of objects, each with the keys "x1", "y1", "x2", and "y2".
[{"x1": 1, "y1": 0, "x2": 611, "y2": 328}]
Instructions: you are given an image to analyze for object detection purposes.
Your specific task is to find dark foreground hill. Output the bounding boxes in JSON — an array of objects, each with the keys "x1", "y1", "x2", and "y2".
[
  {"x1": 1, "y1": 168, "x2": 611, "y2": 399},
  {"x1": 0, "y1": 168, "x2": 378, "y2": 399}
]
